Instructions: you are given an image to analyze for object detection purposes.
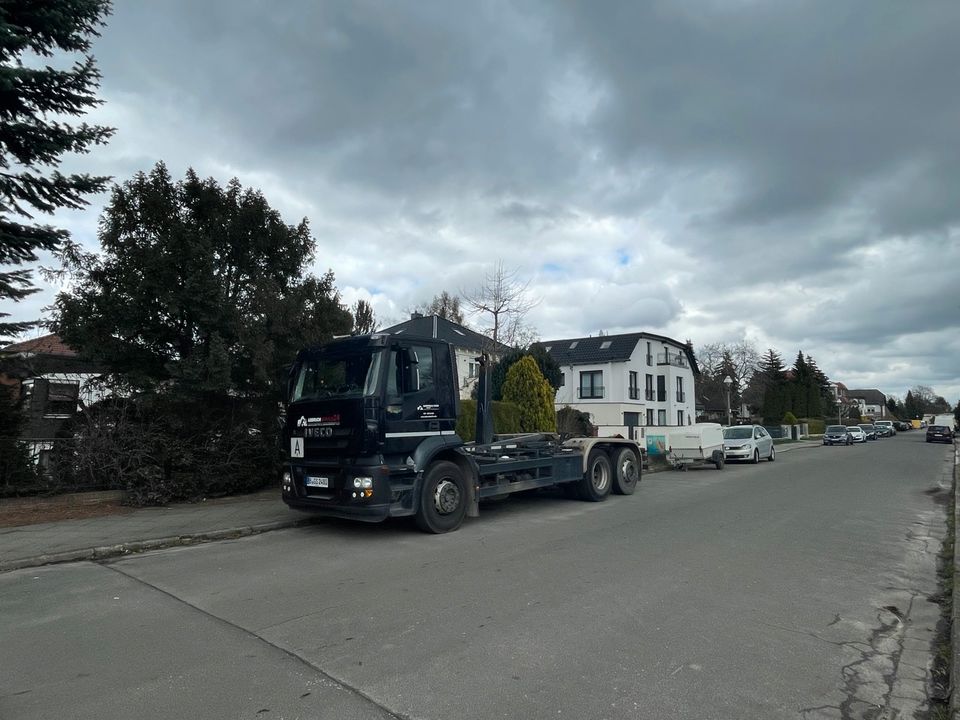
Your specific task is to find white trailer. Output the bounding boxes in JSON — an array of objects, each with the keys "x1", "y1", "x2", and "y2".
[{"x1": 666, "y1": 423, "x2": 726, "y2": 470}]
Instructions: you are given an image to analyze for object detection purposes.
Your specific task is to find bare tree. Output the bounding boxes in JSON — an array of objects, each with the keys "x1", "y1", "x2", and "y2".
[
  {"x1": 425, "y1": 291, "x2": 465, "y2": 324},
  {"x1": 462, "y1": 261, "x2": 539, "y2": 349}
]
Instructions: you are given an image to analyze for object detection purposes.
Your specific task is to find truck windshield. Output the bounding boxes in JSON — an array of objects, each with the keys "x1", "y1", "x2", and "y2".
[{"x1": 291, "y1": 349, "x2": 383, "y2": 402}]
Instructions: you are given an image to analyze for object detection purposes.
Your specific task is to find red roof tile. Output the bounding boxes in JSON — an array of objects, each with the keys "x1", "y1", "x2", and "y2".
[{"x1": 2, "y1": 333, "x2": 78, "y2": 357}]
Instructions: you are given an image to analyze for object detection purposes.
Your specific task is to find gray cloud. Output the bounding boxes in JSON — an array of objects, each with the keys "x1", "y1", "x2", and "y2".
[{"x1": 4, "y1": 0, "x2": 959, "y2": 402}]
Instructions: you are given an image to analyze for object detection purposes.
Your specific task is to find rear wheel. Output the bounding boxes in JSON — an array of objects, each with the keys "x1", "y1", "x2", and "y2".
[
  {"x1": 612, "y1": 447, "x2": 640, "y2": 495},
  {"x1": 579, "y1": 449, "x2": 612, "y2": 502},
  {"x1": 415, "y1": 461, "x2": 468, "y2": 534},
  {"x1": 768, "y1": 445, "x2": 776, "y2": 462}
]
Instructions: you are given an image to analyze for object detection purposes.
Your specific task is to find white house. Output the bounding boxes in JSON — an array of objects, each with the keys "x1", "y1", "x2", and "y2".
[
  {"x1": 847, "y1": 388, "x2": 887, "y2": 420},
  {"x1": 539, "y1": 332, "x2": 699, "y2": 440},
  {"x1": 380, "y1": 313, "x2": 511, "y2": 399}
]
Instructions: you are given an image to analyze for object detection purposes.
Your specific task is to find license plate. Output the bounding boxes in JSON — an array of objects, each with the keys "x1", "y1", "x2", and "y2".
[{"x1": 305, "y1": 476, "x2": 330, "y2": 489}]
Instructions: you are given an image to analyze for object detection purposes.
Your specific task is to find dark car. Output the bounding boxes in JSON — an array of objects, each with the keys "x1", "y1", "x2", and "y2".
[
  {"x1": 823, "y1": 425, "x2": 853, "y2": 446},
  {"x1": 858, "y1": 423, "x2": 878, "y2": 441},
  {"x1": 926, "y1": 425, "x2": 954, "y2": 444}
]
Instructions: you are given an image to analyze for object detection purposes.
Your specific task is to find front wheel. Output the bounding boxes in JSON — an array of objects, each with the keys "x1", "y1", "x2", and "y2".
[
  {"x1": 612, "y1": 448, "x2": 640, "y2": 495},
  {"x1": 579, "y1": 449, "x2": 612, "y2": 502},
  {"x1": 415, "y1": 461, "x2": 468, "y2": 534},
  {"x1": 751, "y1": 449, "x2": 760, "y2": 464}
]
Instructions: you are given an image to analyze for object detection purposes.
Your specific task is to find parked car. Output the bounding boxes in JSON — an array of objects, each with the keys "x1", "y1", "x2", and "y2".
[
  {"x1": 858, "y1": 423, "x2": 878, "y2": 440},
  {"x1": 846, "y1": 426, "x2": 867, "y2": 443},
  {"x1": 874, "y1": 420, "x2": 895, "y2": 436},
  {"x1": 894, "y1": 421, "x2": 911, "y2": 431},
  {"x1": 823, "y1": 425, "x2": 853, "y2": 446},
  {"x1": 722, "y1": 424, "x2": 775, "y2": 463},
  {"x1": 926, "y1": 425, "x2": 954, "y2": 444}
]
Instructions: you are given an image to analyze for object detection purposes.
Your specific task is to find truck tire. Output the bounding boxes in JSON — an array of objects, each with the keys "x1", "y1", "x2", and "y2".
[
  {"x1": 579, "y1": 449, "x2": 612, "y2": 502},
  {"x1": 612, "y1": 447, "x2": 640, "y2": 495},
  {"x1": 415, "y1": 461, "x2": 468, "y2": 534}
]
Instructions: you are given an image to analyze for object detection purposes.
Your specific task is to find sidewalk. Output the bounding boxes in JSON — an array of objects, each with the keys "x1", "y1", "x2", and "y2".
[
  {"x1": 0, "y1": 488, "x2": 316, "y2": 573},
  {"x1": 1, "y1": 441, "x2": 824, "y2": 573}
]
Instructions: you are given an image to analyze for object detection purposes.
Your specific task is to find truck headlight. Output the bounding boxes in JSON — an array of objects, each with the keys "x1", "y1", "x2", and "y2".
[{"x1": 352, "y1": 476, "x2": 373, "y2": 489}]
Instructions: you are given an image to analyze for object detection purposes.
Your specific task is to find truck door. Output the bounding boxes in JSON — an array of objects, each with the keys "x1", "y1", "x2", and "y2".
[{"x1": 384, "y1": 343, "x2": 447, "y2": 456}]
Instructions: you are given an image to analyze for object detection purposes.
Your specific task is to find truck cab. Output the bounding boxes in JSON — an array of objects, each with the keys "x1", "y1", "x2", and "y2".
[{"x1": 282, "y1": 334, "x2": 462, "y2": 522}]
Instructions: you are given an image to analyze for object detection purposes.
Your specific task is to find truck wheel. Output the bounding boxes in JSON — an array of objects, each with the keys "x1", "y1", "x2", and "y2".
[
  {"x1": 612, "y1": 448, "x2": 640, "y2": 495},
  {"x1": 579, "y1": 449, "x2": 612, "y2": 502},
  {"x1": 415, "y1": 461, "x2": 468, "y2": 534}
]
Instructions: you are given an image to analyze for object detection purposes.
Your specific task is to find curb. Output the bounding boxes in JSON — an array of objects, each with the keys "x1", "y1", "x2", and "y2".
[
  {"x1": 950, "y1": 445, "x2": 959, "y2": 718},
  {"x1": 0, "y1": 516, "x2": 320, "y2": 574}
]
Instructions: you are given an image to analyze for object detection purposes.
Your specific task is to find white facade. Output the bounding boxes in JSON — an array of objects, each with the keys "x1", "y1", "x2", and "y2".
[
  {"x1": 453, "y1": 348, "x2": 483, "y2": 399},
  {"x1": 549, "y1": 335, "x2": 696, "y2": 438}
]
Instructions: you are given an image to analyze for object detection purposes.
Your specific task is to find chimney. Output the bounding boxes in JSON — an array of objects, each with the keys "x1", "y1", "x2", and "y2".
[{"x1": 411, "y1": 311, "x2": 423, "y2": 320}]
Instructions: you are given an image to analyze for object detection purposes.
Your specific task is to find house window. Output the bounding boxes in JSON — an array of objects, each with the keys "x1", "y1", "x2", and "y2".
[
  {"x1": 657, "y1": 409, "x2": 667, "y2": 425},
  {"x1": 600, "y1": 341, "x2": 612, "y2": 350},
  {"x1": 559, "y1": 372, "x2": 565, "y2": 387},
  {"x1": 676, "y1": 376, "x2": 685, "y2": 403},
  {"x1": 579, "y1": 371, "x2": 603, "y2": 399},
  {"x1": 646, "y1": 409, "x2": 654, "y2": 426},
  {"x1": 629, "y1": 371, "x2": 638, "y2": 400},
  {"x1": 45, "y1": 382, "x2": 79, "y2": 417},
  {"x1": 645, "y1": 374, "x2": 654, "y2": 401},
  {"x1": 623, "y1": 412, "x2": 639, "y2": 427},
  {"x1": 468, "y1": 362, "x2": 479, "y2": 378},
  {"x1": 677, "y1": 410, "x2": 684, "y2": 426},
  {"x1": 657, "y1": 375, "x2": 666, "y2": 402},
  {"x1": 646, "y1": 342, "x2": 652, "y2": 365}
]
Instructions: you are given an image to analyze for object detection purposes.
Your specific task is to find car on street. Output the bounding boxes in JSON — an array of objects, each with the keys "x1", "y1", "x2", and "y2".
[
  {"x1": 722, "y1": 424, "x2": 775, "y2": 463},
  {"x1": 823, "y1": 425, "x2": 853, "y2": 446},
  {"x1": 858, "y1": 423, "x2": 878, "y2": 441},
  {"x1": 926, "y1": 425, "x2": 954, "y2": 444},
  {"x1": 874, "y1": 420, "x2": 895, "y2": 436},
  {"x1": 846, "y1": 426, "x2": 867, "y2": 443}
]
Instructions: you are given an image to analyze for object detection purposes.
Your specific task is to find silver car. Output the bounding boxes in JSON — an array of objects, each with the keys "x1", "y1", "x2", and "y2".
[
  {"x1": 846, "y1": 426, "x2": 867, "y2": 443},
  {"x1": 722, "y1": 425, "x2": 775, "y2": 463}
]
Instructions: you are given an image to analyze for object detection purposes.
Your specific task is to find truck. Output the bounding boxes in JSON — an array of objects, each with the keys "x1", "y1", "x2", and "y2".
[{"x1": 281, "y1": 333, "x2": 644, "y2": 533}]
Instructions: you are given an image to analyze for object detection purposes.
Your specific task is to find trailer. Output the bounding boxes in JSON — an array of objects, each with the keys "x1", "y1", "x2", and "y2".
[
  {"x1": 280, "y1": 334, "x2": 644, "y2": 533},
  {"x1": 666, "y1": 423, "x2": 726, "y2": 470}
]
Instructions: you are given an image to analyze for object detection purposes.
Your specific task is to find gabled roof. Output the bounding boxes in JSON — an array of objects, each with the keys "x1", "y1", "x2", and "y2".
[
  {"x1": 847, "y1": 388, "x2": 886, "y2": 405},
  {"x1": 2, "y1": 333, "x2": 77, "y2": 357},
  {"x1": 380, "y1": 315, "x2": 512, "y2": 354},
  {"x1": 536, "y1": 331, "x2": 700, "y2": 374}
]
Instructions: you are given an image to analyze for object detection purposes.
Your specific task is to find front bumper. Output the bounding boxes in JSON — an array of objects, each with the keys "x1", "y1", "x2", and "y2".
[
  {"x1": 282, "y1": 462, "x2": 415, "y2": 521},
  {"x1": 723, "y1": 446, "x2": 755, "y2": 460}
]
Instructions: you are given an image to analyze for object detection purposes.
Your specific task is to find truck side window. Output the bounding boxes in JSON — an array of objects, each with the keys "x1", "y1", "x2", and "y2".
[{"x1": 407, "y1": 345, "x2": 434, "y2": 395}]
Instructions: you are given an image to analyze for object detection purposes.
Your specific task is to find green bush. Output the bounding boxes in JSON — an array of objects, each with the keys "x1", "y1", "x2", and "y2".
[
  {"x1": 783, "y1": 411, "x2": 799, "y2": 425},
  {"x1": 502, "y1": 356, "x2": 557, "y2": 433},
  {"x1": 800, "y1": 418, "x2": 825, "y2": 434},
  {"x1": 457, "y1": 399, "x2": 523, "y2": 439}
]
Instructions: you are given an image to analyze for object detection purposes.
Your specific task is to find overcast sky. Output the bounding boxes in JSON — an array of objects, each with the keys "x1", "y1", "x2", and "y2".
[{"x1": 9, "y1": 0, "x2": 960, "y2": 404}]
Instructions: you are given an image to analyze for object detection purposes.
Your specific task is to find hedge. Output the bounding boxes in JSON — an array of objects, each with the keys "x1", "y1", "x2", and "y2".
[{"x1": 457, "y1": 399, "x2": 523, "y2": 439}]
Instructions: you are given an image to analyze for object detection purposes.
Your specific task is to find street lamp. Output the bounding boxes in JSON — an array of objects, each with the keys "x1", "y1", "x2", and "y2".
[{"x1": 723, "y1": 375, "x2": 733, "y2": 426}]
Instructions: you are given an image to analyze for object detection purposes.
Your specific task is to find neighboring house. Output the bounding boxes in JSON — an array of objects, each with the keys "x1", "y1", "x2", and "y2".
[
  {"x1": 1, "y1": 334, "x2": 103, "y2": 467},
  {"x1": 538, "y1": 332, "x2": 699, "y2": 439},
  {"x1": 847, "y1": 388, "x2": 887, "y2": 420},
  {"x1": 379, "y1": 314, "x2": 512, "y2": 399}
]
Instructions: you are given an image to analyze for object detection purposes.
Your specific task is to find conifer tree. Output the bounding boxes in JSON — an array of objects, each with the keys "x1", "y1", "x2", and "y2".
[
  {"x1": 501, "y1": 356, "x2": 557, "y2": 432},
  {"x1": 0, "y1": 0, "x2": 115, "y2": 342}
]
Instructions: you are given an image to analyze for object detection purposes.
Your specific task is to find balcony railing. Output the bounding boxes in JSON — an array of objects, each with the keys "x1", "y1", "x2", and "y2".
[
  {"x1": 645, "y1": 389, "x2": 655, "y2": 401},
  {"x1": 578, "y1": 386, "x2": 604, "y2": 399},
  {"x1": 676, "y1": 391, "x2": 686, "y2": 403},
  {"x1": 629, "y1": 388, "x2": 639, "y2": 400},
  {"x1": 646, "y1": 354, "x2": 653, "y2": 365},
  {"x1": 657, "y1": 352, "x2": 688, "y2": 368}
]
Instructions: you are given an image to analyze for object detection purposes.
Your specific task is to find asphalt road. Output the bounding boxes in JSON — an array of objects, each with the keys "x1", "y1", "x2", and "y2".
[{"x1": 1, "y1": 433, "x2": 954, "y2": 720}]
